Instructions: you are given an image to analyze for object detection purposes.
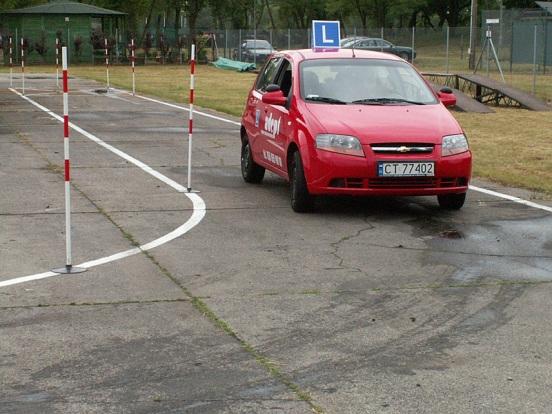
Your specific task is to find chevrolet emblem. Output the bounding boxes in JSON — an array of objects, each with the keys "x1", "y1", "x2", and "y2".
[{"x1": 398, "y1": 146, "x2": 410, "y2": 153}]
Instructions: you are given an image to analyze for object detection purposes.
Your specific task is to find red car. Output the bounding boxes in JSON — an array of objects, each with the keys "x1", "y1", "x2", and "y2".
[{"x1": 240, "y1": 49, "x2": 472, "y2": 212}]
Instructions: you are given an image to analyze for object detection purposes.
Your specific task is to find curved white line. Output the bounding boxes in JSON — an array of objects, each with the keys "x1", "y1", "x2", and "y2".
[
  {"x1": 1, "y1": 89, "x2": 206, "y2": 288},
  {"x1": 0, "y1": 196, "x2": 205, "y2": 288}
]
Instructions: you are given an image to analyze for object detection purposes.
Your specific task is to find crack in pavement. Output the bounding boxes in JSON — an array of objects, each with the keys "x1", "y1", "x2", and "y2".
[
  {"x1": 1, "y1": 396, "x2": 301, "y2": 405},
  {"x1": 329, "y1": 221, "x2": 376, "y2": 271},
  {"x1": 0, "y1": 298, "x2": 189, "y2": 310}
]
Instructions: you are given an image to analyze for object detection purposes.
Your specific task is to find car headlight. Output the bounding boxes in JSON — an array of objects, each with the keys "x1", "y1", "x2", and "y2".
[
  {"x1": 316, "y1": 134, "x2": 365, "y2": 157},
  {"x1": 442, "y1": 134, "x2": 469, "y2": 157}
]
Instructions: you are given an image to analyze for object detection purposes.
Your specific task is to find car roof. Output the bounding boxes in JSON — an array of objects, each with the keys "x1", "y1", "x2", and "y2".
[{"x1": 275, "y1": 48, "x2": 402, "y2": 62}]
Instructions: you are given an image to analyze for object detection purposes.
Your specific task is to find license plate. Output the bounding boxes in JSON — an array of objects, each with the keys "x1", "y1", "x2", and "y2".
[{"x1": 378, "y1": 162, "x2": 435, "y2": 177}]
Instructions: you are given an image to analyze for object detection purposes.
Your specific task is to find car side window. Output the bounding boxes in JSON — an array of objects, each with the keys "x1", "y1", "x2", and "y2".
[
  {"x1": 274, "y1": 59, "x2": 292, "y2": 98},
  {"x1": 256, "y1": 57, "x2": 282, "y2": 92}
]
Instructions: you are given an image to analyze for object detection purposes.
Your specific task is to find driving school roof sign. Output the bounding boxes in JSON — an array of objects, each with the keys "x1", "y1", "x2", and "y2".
[{"x1": 312, "y1": 20, "x2": 341, "y2": 49}]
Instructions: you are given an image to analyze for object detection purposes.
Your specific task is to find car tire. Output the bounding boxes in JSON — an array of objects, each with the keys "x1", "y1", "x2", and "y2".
[
  {"x1": 438, "y1": 193, "x2": 466, "y2": 210},
  {"x1": 290, "y1": 151, "x2": 314, "y2": 213},
  {"x1": 399, "y1": 52, "x2": 410, "y2": 61},
  {"x1": 241, "y1": 138, "x2": 265, "y2": 183}
]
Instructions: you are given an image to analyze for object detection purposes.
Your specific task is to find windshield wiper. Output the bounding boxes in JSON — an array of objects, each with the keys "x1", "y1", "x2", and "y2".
[
  {"x1": 305, "y1": 96, "x2": 347, "y2": 105},
  {"x1": 352, "y1": 98, "x2": 426, "y2": 105}
]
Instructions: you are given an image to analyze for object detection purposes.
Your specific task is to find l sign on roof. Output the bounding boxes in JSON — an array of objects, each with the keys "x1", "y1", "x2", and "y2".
[{"x1": 312, "y1": 20, "x2": 341, "y2": 49}]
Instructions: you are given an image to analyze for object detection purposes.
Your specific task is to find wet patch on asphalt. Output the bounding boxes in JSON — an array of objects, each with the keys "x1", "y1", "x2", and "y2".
[{"x1": 419, "y1": 215, "x2": 552, "y2": 282}]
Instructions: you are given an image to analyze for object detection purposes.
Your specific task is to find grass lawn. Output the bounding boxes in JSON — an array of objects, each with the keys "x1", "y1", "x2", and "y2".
[
  {"x1": 72, "y1": 64, "x2": 257, "y2": 118},
  {"x1": 3, "y1": 64, "x2": 551, "y2": 197},
  {"x1": 456, "y1": 109, "x2": 552, "y2": 196}
]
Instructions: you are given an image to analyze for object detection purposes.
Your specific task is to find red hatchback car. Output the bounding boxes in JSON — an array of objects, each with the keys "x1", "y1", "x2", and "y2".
[{"x1": 240, "y1": 49, "x2": 472, "y2": 212}]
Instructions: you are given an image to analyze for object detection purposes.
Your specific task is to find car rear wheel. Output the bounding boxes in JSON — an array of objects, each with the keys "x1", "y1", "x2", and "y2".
[
  {"x1": 290, "y1": 151, "x2": 314, "y2": 213},
  {"x1": 399, "y1": 51, "x2": 410, "y2": 61},
  {"x1": 438, "y1": 193, "x2": 466, "y2": 210},
  {"x1": 241, "y1": 139, "x2": 265, "y2": 183}
]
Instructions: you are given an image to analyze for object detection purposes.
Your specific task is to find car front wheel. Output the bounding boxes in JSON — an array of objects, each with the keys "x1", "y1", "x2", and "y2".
[
  {"x1": 241, "y1": 139, "x2": 265, "y2": 183},
  {"x1": 290, "y1": 151, "x2": 314, "y2": 213},
  {"x1": 438, "y1": 193, "x2": 466, "y2": 210}
]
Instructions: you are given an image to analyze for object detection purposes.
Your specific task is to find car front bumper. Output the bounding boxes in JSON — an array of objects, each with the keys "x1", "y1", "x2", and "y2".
[{"x1": 305, "y1": 147, "x2": 471, "y2": 196}]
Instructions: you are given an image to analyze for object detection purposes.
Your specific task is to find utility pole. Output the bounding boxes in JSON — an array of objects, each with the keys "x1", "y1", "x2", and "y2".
[{"x1": 469, "y1": 0, "x2": 478, "y2": 70}]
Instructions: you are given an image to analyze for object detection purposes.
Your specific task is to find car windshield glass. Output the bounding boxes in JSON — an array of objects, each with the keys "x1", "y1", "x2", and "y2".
[
  {"x1": 246, "y1": 40, "x2": 271, "y2": 49},
  {"x1": 300, "y1": 58, "x2": 437, "y2": 105},
  {"x1": 340, "y1": 38, "x2": 364, "y2": 47}
]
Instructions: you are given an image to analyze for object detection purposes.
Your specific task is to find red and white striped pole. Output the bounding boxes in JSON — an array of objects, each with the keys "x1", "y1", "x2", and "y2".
[
  {"x1": 104, "y1": 38, "x2": 110, "y2": 90},
  {"x1": 20, "y1": 37, "x2": 25, "y2": 95},
  {"x1": 55, "y1": 37, "x2": 60, "y2": 88},
  {"x1": 9, "y1": 36, "x2": 13, "y2": 88},
  {"x1": 53, "y1": 47, "x2": 85, "y2": 275},
  {"x1": 186, "y1": 44, "x2": 195, "y2": 192},
  {"x1": 131, "y1": 38, "x2": 136, "y2": 96}
]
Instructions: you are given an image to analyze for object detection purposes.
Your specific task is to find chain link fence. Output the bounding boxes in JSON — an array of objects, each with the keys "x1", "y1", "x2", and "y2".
[
  {"x1": 1, "y1": 19, "x2": 550, "y2": 102},
  {"x1": 1, "y1": 24, "x2": 549, "y2": 70}
]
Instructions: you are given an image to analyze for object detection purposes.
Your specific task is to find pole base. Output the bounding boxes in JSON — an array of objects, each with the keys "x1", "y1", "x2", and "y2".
[
  {"x1": 52, "y1": 265, "x2": 87, "y2": 274},
  {"x1": 186, "y1": 188, "x2": 201, "y2": 194}
]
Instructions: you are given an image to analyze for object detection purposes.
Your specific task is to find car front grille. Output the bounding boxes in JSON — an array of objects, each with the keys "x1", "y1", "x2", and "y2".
[
  {"x1": 368, "y1": 177, "x2": 437, "y2": 188},
  {"x1": 371, "y1": 144, "x2": 434, "y2": 154}
]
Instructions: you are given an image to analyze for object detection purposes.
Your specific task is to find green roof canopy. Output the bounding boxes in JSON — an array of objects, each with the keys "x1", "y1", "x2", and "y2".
[
  {"x1": 536, "y1": 2, "x2": 552, "y2": 15},
  {"x1": 2, "y1": 1, "x2": 126, "y2": 16}
]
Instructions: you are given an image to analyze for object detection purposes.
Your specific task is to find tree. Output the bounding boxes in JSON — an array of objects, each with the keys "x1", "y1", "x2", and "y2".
[
  {"x1": 73, "y1": 36, "x2": 83, "y2": 62},
  {"x1": 502, "y1": 0, "x2": 537, "y2": 7},
  {"x1": 389, "y1": 0, "x2": 428, "y2": 27},
  {"x1": 427, "y1": 0, "x2": 470, "y2": 27},
  {"x1": 185, "y1": 0, "x2": 206, "y2": 39},
  {"x1": 278, "y1": 0, "x2": 327, "y2": 28},
  {"x1": 34, "y1": 31, "x2": 48, "y2": 62}
]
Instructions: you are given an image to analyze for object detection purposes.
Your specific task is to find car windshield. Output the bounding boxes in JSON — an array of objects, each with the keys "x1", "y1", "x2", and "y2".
[
  {"x1": 340, "y1": 38, "x2": 366, "y2": 47},
  {"x1": 245, "y1": 40, "x2": 271, "y2": 49},
  {"x1": 300, "y1": 58, "x2": 437, "y2": 105}
]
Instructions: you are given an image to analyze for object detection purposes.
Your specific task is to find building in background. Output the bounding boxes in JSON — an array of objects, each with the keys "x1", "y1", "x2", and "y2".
[{"x1": 0, "y1": 1, "x2": 127, "y2": 64}]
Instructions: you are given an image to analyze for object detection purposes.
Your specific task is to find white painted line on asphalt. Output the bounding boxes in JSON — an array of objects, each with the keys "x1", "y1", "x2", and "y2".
[
  {"x1": 111, "y1": 88, "x2": 241, "y2": 126},
  {"x1": 470, "y1": 185, "x2": 552, "y2": 214},
  {"x1": 0, "y1": 271, "x2": 58, "y2": 288},
  {"x1": 1, "y1": 88, "x2": 206, "y2": 289},
  {"x1": 11, "y1": 88, "x2": 187, "y2": 192}
]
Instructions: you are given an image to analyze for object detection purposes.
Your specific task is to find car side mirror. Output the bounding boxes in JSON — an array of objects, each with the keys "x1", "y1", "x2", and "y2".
[
  {"x1": 438, "y1": 87, "x2": 456, "y2": 107},
  {"x1": 262, "y1": 85, "x2": 287, "y2": 106}
]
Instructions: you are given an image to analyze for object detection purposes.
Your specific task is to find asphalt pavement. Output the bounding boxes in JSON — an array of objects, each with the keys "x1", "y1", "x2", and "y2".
[{"x1": 1, "y1": 74, "x2": 551, "y2": 414}]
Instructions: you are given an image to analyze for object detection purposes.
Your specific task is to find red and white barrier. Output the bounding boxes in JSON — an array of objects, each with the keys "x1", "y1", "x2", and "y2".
[
  {"x1": 55, "y1": 37, "x2": 60, "y2": 88},
  {"x1": 53, "y1": 47, "x2": 85, "y2": 275},
  {"x1": 131, "y1": 38, "x2": 136, "y2": 96},
  {"x1": 104, "y1": 38, "x2": 110, "y2": 90},
  {"x1": 21, "y1": 38, "x2": 25, "y2": 95},
  {"x1": 187, "y1": 44, "x2": 195, "y2": 192},
  {"x1": 9, "y1": 37, "x2": 13, "y2": 88}
]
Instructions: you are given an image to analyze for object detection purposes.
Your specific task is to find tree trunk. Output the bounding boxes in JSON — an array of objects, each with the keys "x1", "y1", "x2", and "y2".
[
  {"x1": 265, "y1": 0, "x2": 276, "y2": 30},
  {"x1": 409, "y1": 10, "x2": 418, "y2": 28},
  {"x1": 139, "y1": 0, "x2": 156, "y2": 47},
  {"x1": 256, "y1": 1, "x2": 265, "y2": 28},
  {"x1": 175, "y1": 7, "x2": 181, "y2": 34}
]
